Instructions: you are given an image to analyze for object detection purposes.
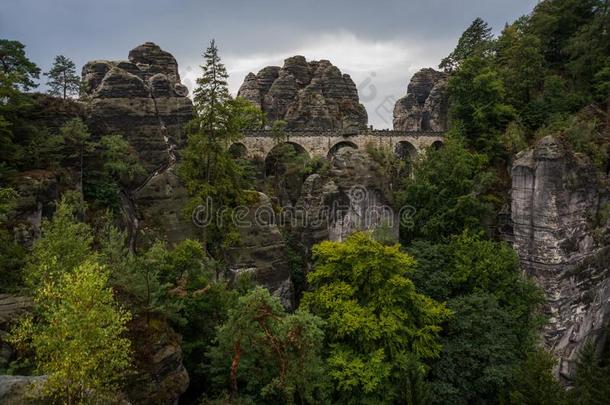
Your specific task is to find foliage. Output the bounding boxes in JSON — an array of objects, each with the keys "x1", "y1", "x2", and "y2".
[
  {"x1": 447, "y1": 57, "x2": 515, "y2": 158},
  {"x1": 179, "y1": 40, "x2": 264, "y2": 256},
  {"x1": 365, "y1": 142, "x2": 411, "y2": 193},
  {"x1": 11, "y1": 261, "x2": 131, "y2": 404},
  {"x1": 568, "y1": 341, "x2": 610, "y2": 405},
  {"x1": 439, "y1": 18, "x2": 493, "y2": 72},
  {"x1": 99, "y1": 134, "x2": 145, "y2": 183},
  {"x1": 302, "y1": 232, "x2": 450, "y2": 404},
  {"x1": 508, "y1": 349, "x2": 567, "y2": 405},
  {"x1": 0, "y1": 39, "x2": 39, "y2": 167},
  {"x1": 396, "y1": 135, "x2": 496, "y2": 244},
  {"x1": 0, "y1": 39, "x2": 40, "y2": 91},
  {"x1": 84, "y1": 133, "x2": 145, "y2": 209},
  {"x1": 44, "y1": 55, "x2": 81, "y2": 99},
  {"x1": 0, "y1": 186, "x2": 25, "y2": 291},
  {"x1": 25, "y1": 195, "x2": 94, "y2": 287},
  {"x1": 208, "y1": 288, "x2": 328, "y2": 404},
  {"x1": 428, "y1": 293, "x2": 528, "y2": 404},
  {"x1": 407, "y1": 233, "x2": 543, "y2": 404}
]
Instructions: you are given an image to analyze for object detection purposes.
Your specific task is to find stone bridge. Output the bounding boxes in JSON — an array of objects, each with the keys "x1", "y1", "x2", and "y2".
[{"x1": 233, "y1": 129, "x2": 445, "y2": 161}]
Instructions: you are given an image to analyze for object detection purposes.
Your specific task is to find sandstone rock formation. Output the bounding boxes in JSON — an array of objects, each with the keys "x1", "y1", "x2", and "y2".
[
  {"x1": 126, "y1": 316, "x2": 189, "y2": 404},
  {"x1": 393, "y1": 68, "x2": 448, "y2": 131},
  {"x1": 226, "y1": 192, "x2": 293, "y2": 308},
  {"x1": 511, "y1": 135, "x2": 610, "y2": 382},
  {"x1": 0, "y1": 375, "x2": 47, "y2": 405},
  {"x1": 296, "y1": 147, "x2": 398, "y2": 253},
  {"x1": 0, "y1": 295, "x2": 34, "y2": 370},
  {"x1": 238, "y1": 56, "x2": 367, "y2": 130},
  {"x1": 82, "y1": 42, "x2": 197, "y2": 248}
]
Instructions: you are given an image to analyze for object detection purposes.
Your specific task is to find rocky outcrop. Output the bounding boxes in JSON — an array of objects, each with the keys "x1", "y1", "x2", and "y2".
[
  {"x1": 238, "y1": 56, "x2": 367, "y2": 130},
  {"x1": 82, "y1": 43, "x2": 197, "y2": 248},
  {"x1": 393, "y1": 68, "x2": 448, "y2": 131},
  {"x1": 126, "y1": 316, "x2": 189, "y2": 404},
  {"x1": 511, "y1": 135, "x2": 610, "y2": 382},
  {"x1": 0, "y1": 295, "x2": 34, "y2": 370},
  {"x1": 0, "y1": 375, "x2": 47, "y2": 404},
  {"x1": 226, "y1": 192, "x2": 293, "y2": 308},
  {"x1": 296, "y1": 147, "x2": 398, "y2": 252},
  {"x1": 10, "y1": 171, "x2": 58, "y2": 246}
]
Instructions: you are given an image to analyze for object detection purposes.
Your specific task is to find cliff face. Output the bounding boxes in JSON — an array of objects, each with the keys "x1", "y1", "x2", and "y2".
[
  {"x1": 511, "y1": 136, "x2": 610, "y2": 381},
  {"x1": 393, "y1": 68, "x2": 448, "y2": 131},
  {"x1": 293, "y1": 147, "x2": 398, "y2": 266},
  {"x1": 238, "y1": 56, "x2": 367, "y2": 130},
  {"x1": 82, "y1": 42, "x2": 197, "y2": 248}
]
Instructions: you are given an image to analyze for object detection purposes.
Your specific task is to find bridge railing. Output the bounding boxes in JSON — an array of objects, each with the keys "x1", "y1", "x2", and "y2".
[{"x1": 240, "y1": 128, "x2": 446, "y2": 138}]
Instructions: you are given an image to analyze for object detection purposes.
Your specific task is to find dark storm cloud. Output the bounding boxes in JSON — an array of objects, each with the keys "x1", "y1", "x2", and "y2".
[{"x1": 1, "y1": 0, "x2": 538, "y2": 127}]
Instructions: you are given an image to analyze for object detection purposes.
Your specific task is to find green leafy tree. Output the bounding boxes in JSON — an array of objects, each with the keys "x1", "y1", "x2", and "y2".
[
  {"x1": 208, "y1": 288, "x2": 328, "y2": 404},
  {"x1": 302, "y1": 232, "x2": 450, "y2": 404},
  {"x1": 85, "y1": 134, "x2": 145, "y2": 209},
  {"x1": 25, "y1": 194, "x2": 94, "y2": 288},
  {"x1": 527, "y1": 0, "x2": 600, "y2": 69},
  {"x1": 0, "y1": 39, "x2": 40, "y2": 91},
  {"x1": 0, "y1": 186, "x2": 25, "y2": 291},
  {"x1": 496, "y1": 22, "x2": 546, "y2": 110},
  {"x1": 44, "y1": 55, "x2": 81, "y2": 99},
  {"x1": 440, "y1": 18, "x2": 493, "y2": 72},
  {"x1": 408, "y1": 233, "x2": 543, "y2": 404},
  {"x1": 11, "y1": 261, "x2": 131, "y2": 404},
  {"x1": 569, "y1": 341, "x2": 610, "y2": 405},
  {"x1": 396, "y1": 136, "x2": 496, "y2": 244},
  {"x1": 100, "y1": 134, "x2": 144, "y2": 182},
  {"x1": 447, "y1": 57, "x2": 515, "y2": 157},
  {"x1": 428, "y1": 293, "x2": 529, "y2": 404},
  {"x1": 0, "y1": 40, "x2": 40, "y2": 166},
  {"x1": 508, "y1": 349, "x2": 567, "y2": 405}
]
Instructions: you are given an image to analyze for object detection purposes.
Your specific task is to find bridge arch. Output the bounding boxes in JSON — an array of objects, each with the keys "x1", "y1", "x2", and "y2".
[
  {"x1": 394, "y1": 140, "x2": 417, "y2": 161},
  {"x1": 229, "y1": 142, "x2": 248, "y2": 159},
  {"x1": 328, "y1": 141, "x2": 358, "y2": 159},
  {"x1": 431, "y1": 140, "x2": 444, "y2": 150},
  {"x1": 264, "y1": 142, "x2": 309, "y2": 177}
]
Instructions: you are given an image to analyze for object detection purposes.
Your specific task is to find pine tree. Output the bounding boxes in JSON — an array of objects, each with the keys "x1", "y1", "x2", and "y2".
[
  {"x1": 0, "y1": 39, "x2": 40, "y2": 91},
  {"x1": 569, "y1": 342, "x2": 610, "y2": 405},
  {"x1": 179, "y1": 40, "x2": 263, "y2": 256},
  {"x1": 44, "y1": 55, "x2": 80, "y2": 99},
  {"x1": 440, "y1": 18, "x2": 494, "y2": 72}
]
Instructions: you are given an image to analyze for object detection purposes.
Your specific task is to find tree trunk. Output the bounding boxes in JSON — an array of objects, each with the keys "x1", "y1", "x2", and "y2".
[{"x1": 230, "y1": 340, "x2": 241, "y2": 400}]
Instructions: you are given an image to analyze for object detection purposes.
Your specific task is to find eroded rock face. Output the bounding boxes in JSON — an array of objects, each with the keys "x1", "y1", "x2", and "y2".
[
  {"x1": 126, "y1": 316, "x2": 189, "y2": 404},
  {"x1": 238, "y1": 56, "x2": 367, "y2": 130},
  {"x1": 296, "y1": 147, "x2": 398, "y2": 250},
  {"x1": 0, "y1": 375, "x2": 47, "y2": 405},
  {"x1": 82, "y1": 43, "x2": 197, "y2": 248},
  {"x1": 82, "y1": 44, "x2": 193, "y2": 173},
  {"x1": 511, "y1": 135, "x2": 610, "y2": 382},
  {"x1": 11, "y1": 170, "x2": 58, "y2": 246},
  {"x1": 0, "y1": 295, "x2": 34, "y2": 370},
  {"x1": 393, "y1": 68, "x2": 448, "y2": 131},
  {"x1": 226, "y1": 192, "x2": 293, "y2": 308}
]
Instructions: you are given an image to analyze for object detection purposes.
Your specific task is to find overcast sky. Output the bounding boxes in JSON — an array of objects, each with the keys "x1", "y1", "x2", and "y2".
[{"x1": 2, "y1": 0, "x2": 538, "y2": 128}]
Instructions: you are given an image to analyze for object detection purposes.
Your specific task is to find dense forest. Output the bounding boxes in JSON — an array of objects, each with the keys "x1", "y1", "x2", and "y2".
[{"x1": 1, "y1": 0, "x2": 610, "y2": 404}]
